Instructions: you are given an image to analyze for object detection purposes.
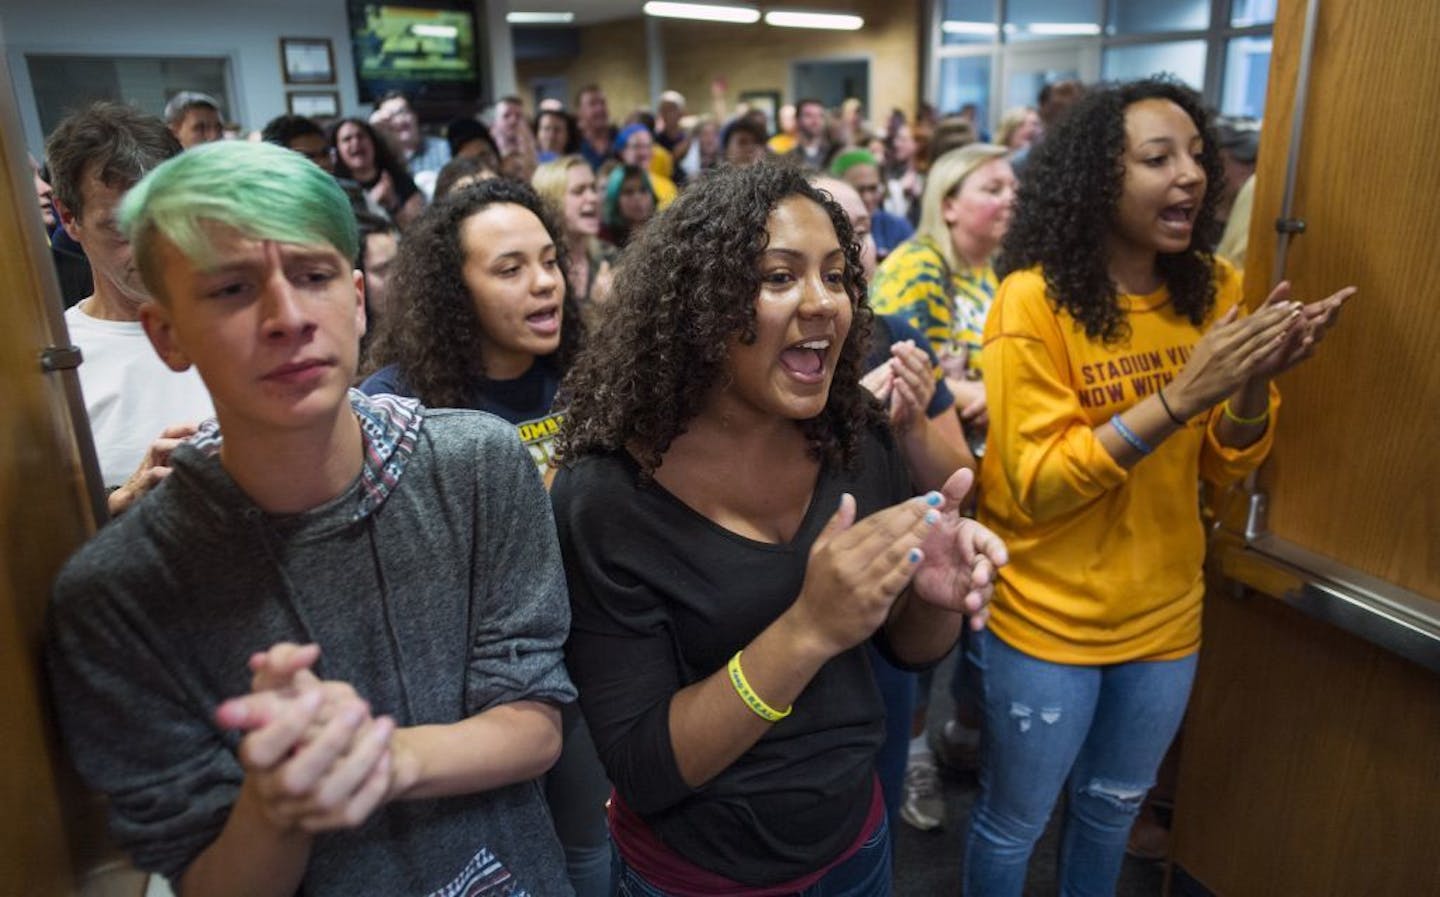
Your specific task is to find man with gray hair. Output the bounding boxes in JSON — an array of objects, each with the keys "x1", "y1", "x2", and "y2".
[
  {"x1": 163, "y1": 90, "x2": 224, "y2": 149},
  {"x1": 656, "y1": 89, "x2": 688, "y2": 157}
]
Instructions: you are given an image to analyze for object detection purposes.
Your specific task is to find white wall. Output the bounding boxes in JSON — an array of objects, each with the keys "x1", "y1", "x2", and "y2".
[{"x1": 0, "y1": 0, "x2": 361, "y2": 155}]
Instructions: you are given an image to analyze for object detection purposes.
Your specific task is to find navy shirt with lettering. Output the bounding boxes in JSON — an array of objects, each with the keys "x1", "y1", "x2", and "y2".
[{"x1": 361, "y1": 358, "x2": 563, "y2": 473}]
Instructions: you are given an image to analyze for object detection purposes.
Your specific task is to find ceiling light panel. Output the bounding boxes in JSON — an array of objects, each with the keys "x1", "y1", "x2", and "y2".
[
  {"x1": 642, "y1": 2, "x2": 762, "y2": 23},
  {"x1": 764, "y1": 10, "x2": 864, "y2": 30}
]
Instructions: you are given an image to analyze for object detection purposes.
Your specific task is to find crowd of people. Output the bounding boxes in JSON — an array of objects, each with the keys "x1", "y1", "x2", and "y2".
[{"x1": 30, "y1": 71, "x2": 1352, "y2": 897}]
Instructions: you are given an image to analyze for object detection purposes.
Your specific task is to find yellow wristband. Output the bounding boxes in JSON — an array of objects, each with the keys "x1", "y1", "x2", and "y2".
[
  {"x1": 727, "y1": 651, "x2": 792, "y2": 723},
  {"x1": 1222, "y1": 399, "x2": 1270, "y2": 426}
]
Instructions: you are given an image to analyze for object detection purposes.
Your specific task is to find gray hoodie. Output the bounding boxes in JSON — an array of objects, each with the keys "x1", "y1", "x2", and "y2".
[{"x1": 46, "y1": 391, "x2": 577, "y2": 896}]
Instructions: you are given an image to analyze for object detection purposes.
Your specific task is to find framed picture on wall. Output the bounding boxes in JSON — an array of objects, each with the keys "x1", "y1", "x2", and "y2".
[
  {"x1": 739, "y1": 90, "x2": 782, "y2": 134},
  {"x1": 287, "y1": 90, "x2": 340, "y2": 119},
  {"x1": 280, "y1": 37, "x2": 335, "y2": 84}
]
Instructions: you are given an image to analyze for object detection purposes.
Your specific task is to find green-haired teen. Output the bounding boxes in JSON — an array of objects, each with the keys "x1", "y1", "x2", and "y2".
[{"x1": 45, "y1": 140, "x2": 577, "y2": 897}]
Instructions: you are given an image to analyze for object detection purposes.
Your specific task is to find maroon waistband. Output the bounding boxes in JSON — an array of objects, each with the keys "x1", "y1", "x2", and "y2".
[{"x1": 607, "y1": 775, "x2": 884, "y2": 896}]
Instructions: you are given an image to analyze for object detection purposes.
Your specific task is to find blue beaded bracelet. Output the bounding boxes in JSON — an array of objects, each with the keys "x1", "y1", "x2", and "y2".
[{"x1": 1110, "y1": 413, "x2": 1154, "y2": 456}]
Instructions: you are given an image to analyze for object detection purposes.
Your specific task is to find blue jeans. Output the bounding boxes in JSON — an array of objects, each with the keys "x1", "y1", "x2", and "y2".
[
  {"x1": 912, "y1": 628, "x2": 981, "y2": 727},
  {"x1": 547, "y1": 704, "x2": 616, "y2": 897},
  {"x1": 867, "y1": 642, "x2": 916, "y2": 831},
  {"x1": 615, "y1": 812, "x2": 893, "y2": 896},
  {"x1": 961, "y1": 630, "x2": 1197, "y2": 897},
  {"x1": 949, "y1": 626, "x2": 981, "y2": 719}
]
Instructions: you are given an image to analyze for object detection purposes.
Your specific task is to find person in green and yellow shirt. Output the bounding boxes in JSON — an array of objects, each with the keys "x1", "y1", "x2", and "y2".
[{"x1": 871, "y1": 143, "x2": 1017, "y2": 446}]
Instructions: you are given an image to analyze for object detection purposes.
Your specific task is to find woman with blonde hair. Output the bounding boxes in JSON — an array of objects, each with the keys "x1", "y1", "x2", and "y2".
[
  {"x1": 872, "y1": 143, "x2": 1017, "y2": 432},
  {"x1": 533, "y1": 154, "x2": 617, "y2": 310},
  {"x1": 996, "y1": 107, "x2": 1042, "y2": 152}
]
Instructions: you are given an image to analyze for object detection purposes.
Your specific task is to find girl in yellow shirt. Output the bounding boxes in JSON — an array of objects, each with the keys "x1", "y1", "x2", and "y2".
[{"x1": 966, "y1": 77, "x2": 1353, "y2": 896}]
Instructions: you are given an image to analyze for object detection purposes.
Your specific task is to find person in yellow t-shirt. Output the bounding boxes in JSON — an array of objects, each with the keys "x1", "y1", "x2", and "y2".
[{"x1": 966, "y1": 78, "x2": 1354, "y2": 897}]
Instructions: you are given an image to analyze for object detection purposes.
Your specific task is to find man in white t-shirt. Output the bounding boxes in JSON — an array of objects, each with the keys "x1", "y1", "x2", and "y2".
[{"x1": 47, "y1": 102, "x2": 214, "y2": 516}]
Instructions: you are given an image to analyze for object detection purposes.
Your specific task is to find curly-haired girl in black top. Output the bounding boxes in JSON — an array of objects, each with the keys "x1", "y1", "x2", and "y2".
[
  {"x1": 966, "y1": 77, "x2": 1355, "y2": 897},
  {"x1": 361, "y1": 178, "x2": 585, "y2": 475},
  {"x1": 552, "y1": 162, "x2": 1008, "y2": 893}
]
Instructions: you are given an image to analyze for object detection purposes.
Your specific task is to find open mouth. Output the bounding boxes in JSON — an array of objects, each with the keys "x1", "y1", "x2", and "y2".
[
  {"x1": 1159, "y1": 203, "x2": 1196, "y2": 228},
  {"x1": 526, "y1": 307, "x2": 561, "y2": 336},
  {"x1": 779, "y1": 338, "x2": 832, "y2": 384}
]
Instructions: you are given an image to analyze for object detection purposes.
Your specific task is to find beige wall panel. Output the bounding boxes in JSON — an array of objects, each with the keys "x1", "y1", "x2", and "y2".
[
  {"x1": 517, "y1": 0, "x2": 922, "y2": 125},
  {"x1": 517, "y1": 19, "x2": 650, "y2": 119},
  {"x1": 661, "y1": 0, "x2": 921, "y2": 126}
]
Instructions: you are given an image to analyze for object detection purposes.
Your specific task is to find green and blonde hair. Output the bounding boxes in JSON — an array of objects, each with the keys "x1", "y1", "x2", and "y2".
[{"x1": 119, "y1": 140, "x2": 358, "y2": 299}]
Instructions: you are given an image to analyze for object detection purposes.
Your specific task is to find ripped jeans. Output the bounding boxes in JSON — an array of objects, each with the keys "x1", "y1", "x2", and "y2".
[{"x1": 961, "y1": 629, "x2": 1197, "y2": 897}]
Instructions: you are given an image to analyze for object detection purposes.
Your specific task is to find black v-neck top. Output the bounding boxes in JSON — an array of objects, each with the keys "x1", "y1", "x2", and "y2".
[{"x1": 550, "y1": 425, "x2": 911, "y2": 885}]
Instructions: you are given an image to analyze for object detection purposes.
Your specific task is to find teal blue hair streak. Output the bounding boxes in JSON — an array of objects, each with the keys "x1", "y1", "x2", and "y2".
[{"x1": 119, "y1": 140, "x2": 359, "y2": 298}]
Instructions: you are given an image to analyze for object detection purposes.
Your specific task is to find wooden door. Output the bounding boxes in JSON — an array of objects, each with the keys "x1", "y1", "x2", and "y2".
[
  {"x1": 1241, "y1": 0, "x2": 1440, "y2": 598},
  {"x1": 1170, "y1": 0, "x2": 1440, "y2": 893},
  {"x1": 0, "y1": 52, "x2": 144, "y2": 897}
]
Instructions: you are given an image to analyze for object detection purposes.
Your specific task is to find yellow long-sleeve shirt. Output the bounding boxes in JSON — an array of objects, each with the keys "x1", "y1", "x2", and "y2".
[{"x1": 978, "y1": 261, "x2": 1279, "y2": 664}]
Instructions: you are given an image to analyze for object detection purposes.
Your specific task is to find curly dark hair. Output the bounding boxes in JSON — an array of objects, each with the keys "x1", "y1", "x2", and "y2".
[
  {"x1": 363, "y1": 178, "x2": 583, "y2": 408},
  {"x1": 555, "y1": 161, "x2": 883, "y2": 477},
  {"x1": 260, "y1": 114, "x2": 324, "y2": 147},
  {"x1": 433, "y1": 155, "x2": 496, "y2": 200},
  {"x1": 328, "y1": 117, "x2": 411, "y2": 189},
  {"x1": 996, "y1": 77, "x2": 1225, "y2": 343}
]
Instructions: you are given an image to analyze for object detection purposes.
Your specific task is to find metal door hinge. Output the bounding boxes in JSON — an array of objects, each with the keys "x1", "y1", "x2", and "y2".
[
  {"x1": 40, "y1": 345, "x2": 83, "y2": 372},
  {"x1": 1244, "y1": 491, "x2": 1268, "y2": 543}
]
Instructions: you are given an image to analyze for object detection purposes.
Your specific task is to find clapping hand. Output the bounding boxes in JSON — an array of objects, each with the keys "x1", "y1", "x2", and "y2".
[
  {"x1": 860, "y1": 340, "x2": 939, "y2": 431},
  {"x1": 1167, "y1": 280, "x2": 1356, "y2": 417},
  {"x1": 886, "y1": 340, "x2": 937, "y2": 431},
  {"x1": 911, "y1": 467, "x2": 1008, "y2": 630},
  {"x1": 1248, "y1": 280, "x2": 1356, "y2": 379},
  {"x1": 215, "y1": 643, "x2": 394, "y2": 834}
]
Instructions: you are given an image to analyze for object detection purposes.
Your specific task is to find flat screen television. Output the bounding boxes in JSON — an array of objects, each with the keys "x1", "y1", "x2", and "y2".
[{"x1": 347, "y1": 1, "x2": 481, "y2": 106}]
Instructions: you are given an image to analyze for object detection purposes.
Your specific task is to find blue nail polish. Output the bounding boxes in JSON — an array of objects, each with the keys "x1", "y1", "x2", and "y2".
[
  {"x1": 925, "y1": 492, "x2": 942, "y2": 507},
  {"x1": 908, "y1": 548, "x2": 922, "y2": 563},
  {"x1": 925, "y1": 509, "x2": 939, "y2": 524}
]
